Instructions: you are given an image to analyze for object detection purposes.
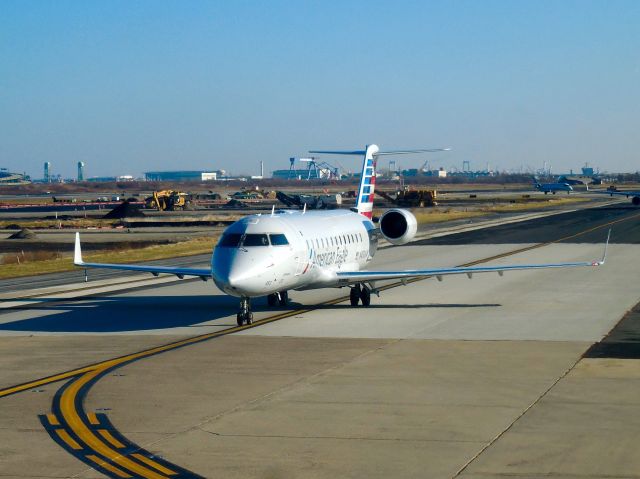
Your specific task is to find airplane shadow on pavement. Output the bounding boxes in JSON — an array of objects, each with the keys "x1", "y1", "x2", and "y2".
[
  {"x1": 0, "y1": 295, "x2": 502, "y2": 333},
  {"x1": 0, "y1": 295, "x2": 240, "y2": 333},
  {"x1": 311, "y1": 303, "x2": 501, "y2": 310}
]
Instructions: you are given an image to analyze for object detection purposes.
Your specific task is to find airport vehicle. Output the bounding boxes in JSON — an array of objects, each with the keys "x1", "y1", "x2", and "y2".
[
  {"x1": 377, "y1": 187, "x2": 437, "y2": 207},
  {"x1": 144, "y1": 190, "x2": 191, "y2": 211},
  {"x1": 276, "y1": 191, "x2": 342, "y2": 209},
  {"x1": 74, "y1": 144, "x2": 608, "y2": 326},
  {"x1": 534, "y1": 180, "x2": 573, "y2": 194}
]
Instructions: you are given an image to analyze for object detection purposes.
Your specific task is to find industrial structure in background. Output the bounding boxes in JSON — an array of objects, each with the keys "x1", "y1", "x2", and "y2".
[
  {"x1": 77, "y1": 162, "x2": 85, "y2": 182},
  {"x1": 0, "y1": 168, "x2": 30, "y2": 185},
  {"x1": 144, "y1": 170, "x2": 219, "y2": 182},
  {"x1": 272, "y1": 157, "x2": 345, "y2": 180},
  {"x1": 44, "y1": 162, "x2": 51, "y2": 183}
]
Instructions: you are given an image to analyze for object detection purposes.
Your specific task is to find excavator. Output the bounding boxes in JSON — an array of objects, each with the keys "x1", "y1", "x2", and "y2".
[{"x1": 144, "y1": 190, "x2": 191, "y2": 211}]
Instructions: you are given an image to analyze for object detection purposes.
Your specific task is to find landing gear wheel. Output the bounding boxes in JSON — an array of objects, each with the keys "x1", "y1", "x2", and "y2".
[
  {"x1": 360, "y1": 286, "x2": 371, "y2": 307},
  {"x1": 350, "y1": 285, "x2": 361, "y2": 307},
  {"x1": 267, "y1": 293, "x2": 278, "y2": 307},
  {"x1": 278, "y1": 291, "x2": 288, "y2": 306},
  {"x1": 237, "y1": 297, "x2": 252, "y2": 326}
]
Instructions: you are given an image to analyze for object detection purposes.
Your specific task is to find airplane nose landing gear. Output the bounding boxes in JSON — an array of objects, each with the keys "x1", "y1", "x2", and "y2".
[{"x1": 237, "y1": 297, "x2": 253, "y2": 326}]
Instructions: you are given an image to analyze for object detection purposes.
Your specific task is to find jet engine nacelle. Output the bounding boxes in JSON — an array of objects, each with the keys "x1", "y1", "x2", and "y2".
[{"x1": 379, "y1": 208, "x2": 418, "y2": 245}]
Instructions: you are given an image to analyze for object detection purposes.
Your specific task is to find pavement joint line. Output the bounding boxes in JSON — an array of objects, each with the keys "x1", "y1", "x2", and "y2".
[
  {"x1": 198, "y1": 430, "x2": 488, "y2": 443},
  {"x1": 451, "y1": 352, "x2": 585, "y2": 479}
]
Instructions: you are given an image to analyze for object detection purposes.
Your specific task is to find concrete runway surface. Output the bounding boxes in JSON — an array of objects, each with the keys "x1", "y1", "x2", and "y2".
[{"x1": 1, "y1": 204, "x2": 639, "y2": 479}]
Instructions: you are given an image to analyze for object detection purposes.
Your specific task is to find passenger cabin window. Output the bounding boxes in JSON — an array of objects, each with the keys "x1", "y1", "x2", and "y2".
[
  {"x1": 242, "y1": 234, "x2": 269, "y2": 246},
  {"x1": 270, "y1": 234, "x2": 289, "y2": 246}
]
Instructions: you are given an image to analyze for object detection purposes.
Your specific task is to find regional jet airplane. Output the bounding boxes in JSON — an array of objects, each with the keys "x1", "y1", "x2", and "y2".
[
  {"x1": 74, "y1": 144, "x2": 608, "y2": 325},
  {"x1": 533, "y1": 179, "x2": 573, "y2": 194},
  {"x1": 597, "y1": 188, "x2": 640, "y2": 206}
]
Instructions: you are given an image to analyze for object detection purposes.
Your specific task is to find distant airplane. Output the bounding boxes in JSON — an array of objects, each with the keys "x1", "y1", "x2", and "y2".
[
  {"x1": 595, "y1": 188, "x2": 640, "y2": 206},
  {"x1": 533, "y1": 178, "x2": 573, "y2": 194},
  {"x1": 73, "y1": 144, "x2": 608, "y2": 326}
]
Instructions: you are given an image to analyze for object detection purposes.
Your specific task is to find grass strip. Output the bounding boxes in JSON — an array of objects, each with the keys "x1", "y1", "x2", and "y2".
[{"x1": 0, "y1": 235, "x2": 219, "y2": 280}]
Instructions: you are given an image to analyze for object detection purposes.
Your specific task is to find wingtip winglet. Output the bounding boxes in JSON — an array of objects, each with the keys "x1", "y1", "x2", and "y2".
[
  {"x1": 594, "y1": 228, "x2": 611, "y2": 266},
  {"x1": 74, "y1": 232, "x2": 83, "y2": 265}
]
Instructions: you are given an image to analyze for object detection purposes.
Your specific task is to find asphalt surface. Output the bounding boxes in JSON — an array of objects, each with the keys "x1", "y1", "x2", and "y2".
[
  {"x1": 0, "y1": 253, "x2": 211, "y2": 294},
  {"x1": 585, "y1": 302, "x2": 640, "y2": 359},
  {"x1": 416, "y1": 204, "x2": 640, "y2": 245}
]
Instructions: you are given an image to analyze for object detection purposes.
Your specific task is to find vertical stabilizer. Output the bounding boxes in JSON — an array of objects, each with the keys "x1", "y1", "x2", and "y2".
[
  {"x1": 308, "y1": 144, "x2": 448, "y2": 219},
  {"x1": 356, "y1": 144, "x2": 379, "y2": 219}
]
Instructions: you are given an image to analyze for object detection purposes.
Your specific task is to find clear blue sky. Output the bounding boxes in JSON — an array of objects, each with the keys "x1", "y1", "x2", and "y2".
[{"x1": 1, "y1": 0, "x2": 638, "y2": 178}]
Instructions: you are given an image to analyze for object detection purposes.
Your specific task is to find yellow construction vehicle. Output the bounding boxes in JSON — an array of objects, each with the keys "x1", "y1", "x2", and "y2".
[
  {"x1": 144, "y1": 190, "x2": 191, "y2": 211},
  {"x1": 377, "y1": 187, "x2": 437, "y2": 207}
]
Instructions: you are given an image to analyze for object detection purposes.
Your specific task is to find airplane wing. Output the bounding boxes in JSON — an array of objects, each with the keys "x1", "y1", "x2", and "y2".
[
  {"x1": 73, "y1": 233, "x2": 212, "y2": 280},
  {"x1": 594, "y1": 190, "x2": 640, "y2": 198},
  {"x1": 336, "y1": 232, "x2": 609, "y2": 284}
]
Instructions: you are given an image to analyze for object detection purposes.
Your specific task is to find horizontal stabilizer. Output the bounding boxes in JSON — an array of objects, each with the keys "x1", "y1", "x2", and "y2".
[
  {"x1": 308, "y1": 150, "x2": 366, "y2": 155},
  {"x1": 309, "y1": 147, "x2": 450, "y2": 157}
]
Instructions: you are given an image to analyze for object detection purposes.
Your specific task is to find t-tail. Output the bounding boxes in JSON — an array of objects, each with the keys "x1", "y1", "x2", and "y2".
[
  {"x1": 355, "y1": 144, "x2": 379, "y2": 218},
  {"x1": 309, "y1": 144, "x2": 450, "y2": 219}
]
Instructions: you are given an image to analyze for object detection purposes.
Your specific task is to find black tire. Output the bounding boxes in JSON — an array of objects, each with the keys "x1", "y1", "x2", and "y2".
[
  {"x1": 279, "y1": 291, "x2": 288, "y2": 306},
  {"x1": 350, "y1": 286, "x2": 360, "y2": 307},
  {"x1": 267, "y1": 294, "x2": 277, "y2": 307},
  {"x1": 236, "y1": 314, "x2": 244, "y2": 326},
  {"x1": 246, "y1": 313, "x2": 253, "y2": 325},
  {"x1": 360, "y1": 287, "x2": 371, "y2": 307}
]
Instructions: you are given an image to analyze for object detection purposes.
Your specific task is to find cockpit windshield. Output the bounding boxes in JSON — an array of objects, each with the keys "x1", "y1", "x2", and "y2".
[
  {"x1": 269, "y1": 234, "x2": 289, "y2": 246},
  {"x1": 242, "y1": 234, "x2": 269, "y2": 246},
  {"x1": 219, "y1": 233, "x2": 242, "y2": 247},
  {"x1": 218, "y1": 233, "x2": 289, "y2": 248}
]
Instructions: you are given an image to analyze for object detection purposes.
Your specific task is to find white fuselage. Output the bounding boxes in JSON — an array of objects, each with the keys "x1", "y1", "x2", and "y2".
[{"x1": 211, "y1": 209, "x2": 378, "y2": 297}]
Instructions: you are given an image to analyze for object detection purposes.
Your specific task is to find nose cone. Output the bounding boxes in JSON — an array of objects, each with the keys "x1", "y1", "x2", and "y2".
[{"x1": 212, "y1": 248, "x2": 271, "y2": 297}]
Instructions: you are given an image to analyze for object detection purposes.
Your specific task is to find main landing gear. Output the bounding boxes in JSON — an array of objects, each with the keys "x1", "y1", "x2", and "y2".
[
  {"x1": 237, "y1": 297, "x2": 253, "y2": 326},
  {"x1": 267, "y1": 291, "x2": 288, "y2": 307},
  {"x1": 349, "y1": 283, "x2": 371, "y2": 307}
]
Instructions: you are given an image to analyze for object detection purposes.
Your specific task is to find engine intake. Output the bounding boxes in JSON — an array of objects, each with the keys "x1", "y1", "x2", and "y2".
[{"x1": 379, "y1": 208, "x2": 417, "y2": 245}]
